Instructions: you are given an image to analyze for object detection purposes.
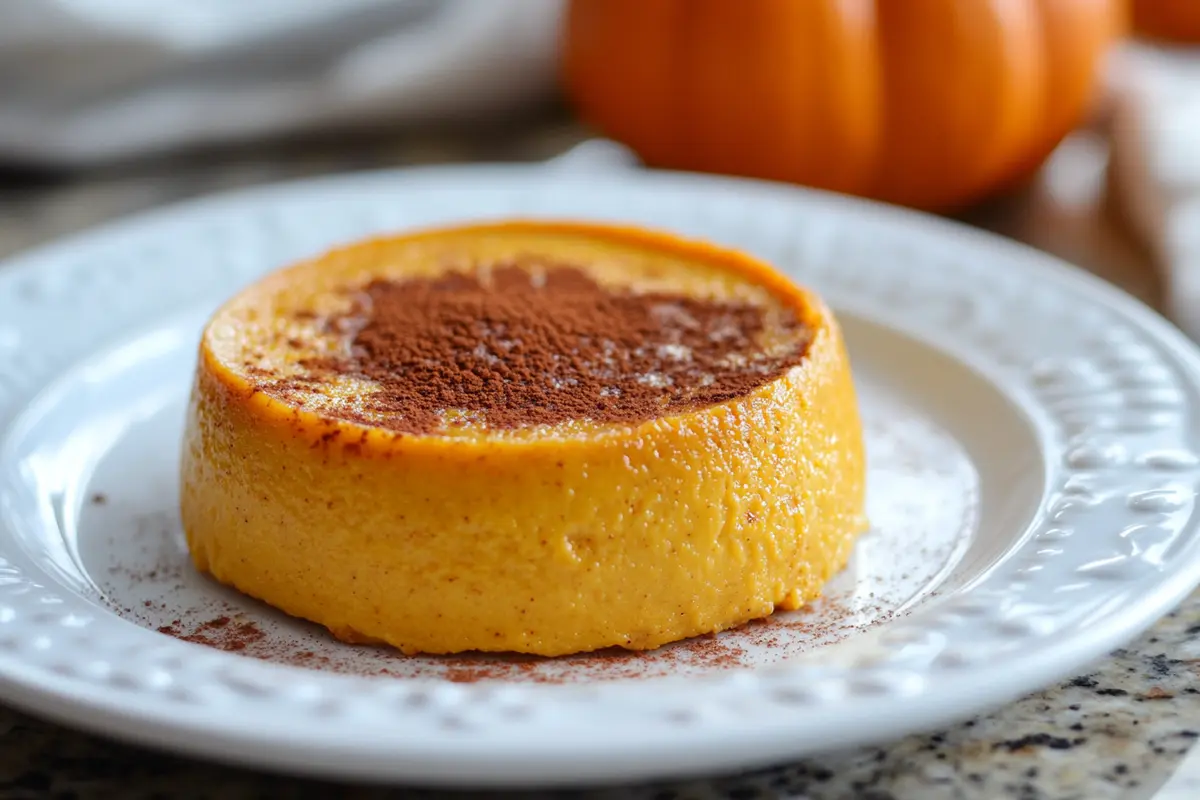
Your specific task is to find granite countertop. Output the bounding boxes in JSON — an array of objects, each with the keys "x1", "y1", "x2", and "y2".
[{"x1": 0, "y1": 117, "x2": 1196, "y2": 800}]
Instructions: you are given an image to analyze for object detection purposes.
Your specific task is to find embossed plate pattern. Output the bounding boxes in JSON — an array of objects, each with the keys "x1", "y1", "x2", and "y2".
[{"x1": 0, "y1": 165, "x2": 1199, "y2": 787}]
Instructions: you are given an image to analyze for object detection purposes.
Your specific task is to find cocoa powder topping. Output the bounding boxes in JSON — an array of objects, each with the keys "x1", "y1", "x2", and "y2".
[{"x1": 274, "y1": 263, "x2": 810, "y2": 433}]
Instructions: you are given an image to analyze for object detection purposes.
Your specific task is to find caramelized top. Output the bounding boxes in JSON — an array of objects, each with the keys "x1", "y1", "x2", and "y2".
[{"x1": 206, "y1": 227, "x2": 814, "y2": 437}]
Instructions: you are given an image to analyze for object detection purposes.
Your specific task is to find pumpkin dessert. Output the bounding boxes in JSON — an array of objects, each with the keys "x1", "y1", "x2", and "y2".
[{"x1": 180, "y1": 221, "x2": 867, "y2": 657}]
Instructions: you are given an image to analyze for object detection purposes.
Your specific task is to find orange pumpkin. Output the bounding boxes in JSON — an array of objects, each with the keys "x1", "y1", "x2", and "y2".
[
  {"x1": 562, "y1": 0, "x2": 1125, "y2": 212},
  {"x1": 1132, "y1": 0, "x2": 1200, "y2": 42}
]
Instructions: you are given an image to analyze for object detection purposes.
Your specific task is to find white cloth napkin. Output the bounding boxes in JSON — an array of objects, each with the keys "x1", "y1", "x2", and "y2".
[
  {"x1": 1109, "y1": 42, "x2": 1200, "y2": 339},
  {"x1": 0, "y1": 0, "x2": 563, "y2": 167}
]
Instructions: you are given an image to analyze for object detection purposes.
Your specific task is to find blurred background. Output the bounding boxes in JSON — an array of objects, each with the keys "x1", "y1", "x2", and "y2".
[{"x1": 1, "y1": 0, "x2": 1198, "y2": 332}]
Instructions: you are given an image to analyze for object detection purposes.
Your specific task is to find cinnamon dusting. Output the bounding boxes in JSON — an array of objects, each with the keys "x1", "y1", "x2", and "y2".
[{"x1": 261, "y1": 263, "x2": 810, "y2": 433}]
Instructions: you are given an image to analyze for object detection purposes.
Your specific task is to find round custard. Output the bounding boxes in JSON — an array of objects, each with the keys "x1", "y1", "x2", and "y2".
[{"x1": 180, "y1": 221, "x2": 867, "y2": 657}]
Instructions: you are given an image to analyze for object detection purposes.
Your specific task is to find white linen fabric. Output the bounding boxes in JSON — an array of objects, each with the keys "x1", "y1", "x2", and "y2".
[
  {"x1": 1109, "y1": 42, "x2": 1200, "y2": 340},
  {"x1": 0, "y1": 0, "x2": 564, "y2": 166}
]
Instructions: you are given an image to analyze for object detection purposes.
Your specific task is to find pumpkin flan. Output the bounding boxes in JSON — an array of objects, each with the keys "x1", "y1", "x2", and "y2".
[{"x1": 179, "y1": 220, "x2": 867, "y2": 657}]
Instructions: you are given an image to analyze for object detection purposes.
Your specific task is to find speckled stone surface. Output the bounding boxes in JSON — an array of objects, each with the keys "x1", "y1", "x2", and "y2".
[{"x1": 0, "y1": 118, "x2": 1196, "y2": 799}]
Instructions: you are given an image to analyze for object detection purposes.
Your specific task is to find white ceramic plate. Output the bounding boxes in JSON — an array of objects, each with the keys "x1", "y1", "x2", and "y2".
[{"x1": 1, "y1": 162, "x2": 1199, "y2": 788}]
